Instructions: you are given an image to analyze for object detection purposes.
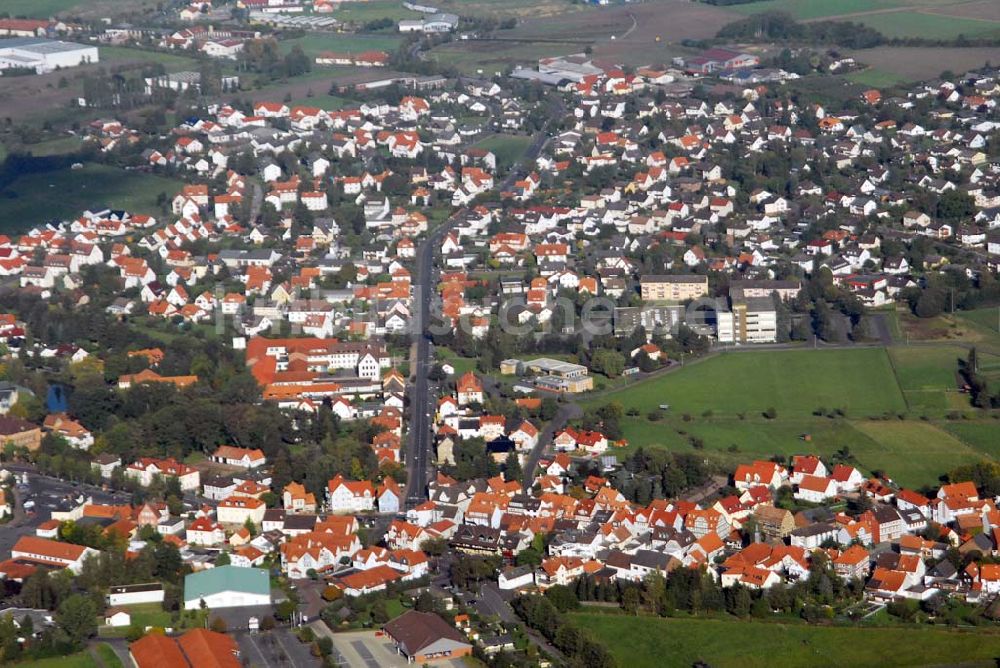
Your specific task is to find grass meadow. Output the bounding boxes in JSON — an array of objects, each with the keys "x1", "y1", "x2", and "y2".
[{"x1": 572, "y1": 613, "x2": 1000, "y2": 668}]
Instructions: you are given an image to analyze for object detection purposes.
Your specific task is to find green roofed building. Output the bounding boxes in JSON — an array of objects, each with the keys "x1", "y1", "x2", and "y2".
[{"x1": 183, "y1": 565, "x2": 271, "y2": 610}]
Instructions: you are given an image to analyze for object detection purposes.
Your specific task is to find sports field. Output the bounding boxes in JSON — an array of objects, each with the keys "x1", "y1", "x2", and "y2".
[
  {"x1": 572, "y1": 613, "x2": 1000, "y2": 668},
  {"x1": 592, "y1": 348, "x2": 906, "y2": 418},
  {"x1": 0, "y1": 164, "x2": 182, "y2": 231}
]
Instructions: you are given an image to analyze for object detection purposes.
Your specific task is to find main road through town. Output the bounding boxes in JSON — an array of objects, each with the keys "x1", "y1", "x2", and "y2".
[{"x1": 404, "y1": 107, "x2": 562, "y2": 506}]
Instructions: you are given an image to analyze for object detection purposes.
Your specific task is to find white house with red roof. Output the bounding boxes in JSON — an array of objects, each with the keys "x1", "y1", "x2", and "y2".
[{"x1": 327, "y1": 475, "x2": 375, "y2": 513}]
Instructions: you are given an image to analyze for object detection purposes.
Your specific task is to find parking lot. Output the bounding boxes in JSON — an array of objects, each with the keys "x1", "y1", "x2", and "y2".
[
  {"x1": 311, "y1": 625, "x2": 410, "y2": 668},
  {"x1": 235, "y1": 628, "x2": 319, "y2": 668},
  {"x1": 0, "y1": 471, "x2": 132, "y2": 557}
]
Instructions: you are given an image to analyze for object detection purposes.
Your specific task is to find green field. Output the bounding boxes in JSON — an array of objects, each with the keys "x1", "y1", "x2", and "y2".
[
  {"x1": 592, "y1": 349, "x2": 906, "y2": 418},
  {"x1": 942, "y1": 421, "x2": 1000, "y2": 458},
  {"x1": 2, "y1": 0, "x2": 85, "y2": 17},
  {"x1": 844, "y1": 69, "x2": 909, "y2": 87},
  {"x1": 429, "y1": 40, "x2": 573, "y2": 75},
  {"x1": 470, "y1": 134, "x2": 532, "y2": 169},
  {"x1": 289, "y1": 94, "x2": 357, "y2": 110},
  {"x1": 888, "y1": 346, "x2": 967, "y2": 412},
  {"x1": 572, "y1": 613, "x2": 1000, "y2": 668},
  {"x1": 331, "y1": 1, "x2": 422, "y2": 23},
  {"x1": 0, "y1": 164, "x2": 182, "y2": 231},
  {"x1": 281, "y1": 33, "x2": 404, "y2": 58},
  {"x1": 856, "y1": 11, "x2": 1000, "y2": 39},
  {"x1": 99, "y1": 46, "x2": 201, "y2": 72},
  {"x1": 727, "y1": 0, "x2": 904, "y2": 19},
  {"x1": 852, "y1": 420, "x2": 985, "y2": 487}
]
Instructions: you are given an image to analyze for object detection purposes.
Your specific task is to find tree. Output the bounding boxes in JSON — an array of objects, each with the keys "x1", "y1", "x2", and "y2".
[
  {"x1": 915, "y1": 288, "x2": 945, "y2": 318},
  {"x1": 216, "y1": 552, "x2": 231, "y2": 566},
  {"x1": 590, "y1": 349, "x2": 625, "y2": 378},
  {"x1": 56, "y1": 594, "x2": 98, "y2": 647},
  {"x1": 503, "y1": 451, "x2": 522, "y2": 482},
  {"x1": 621, "y1": 587, "x2": 640, "y2": 615},
  {"x1": 210, "y1": 616, "x2": 228, "y2": 633},
  {"x1": 371, "y1": 600, "x2": 390, "y2": 624},
  {"x1": 544, "y1": 585, "x2": 579, "y2": 612}
]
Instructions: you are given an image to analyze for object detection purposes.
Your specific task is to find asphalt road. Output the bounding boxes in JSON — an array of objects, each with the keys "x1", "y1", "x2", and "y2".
[
  {"x1": 520, "y1": 402, "x2": 582, "y2": 488},
  {"x1": 403, "y1": 104, "x2": 562, "y2": 506},
  {"x1": 405, "y1": 210, "x2": 464, "y2": 506}
]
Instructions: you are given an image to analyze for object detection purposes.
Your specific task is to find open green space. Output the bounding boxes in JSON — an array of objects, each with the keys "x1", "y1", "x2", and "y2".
[
  {"x1": 856, "y1": 11, "x2": 1000, "y2": 39},
  {"x1": 436, "y1": 348, "x2": 478, "y2": 376},
  {"x1": 888, "y1": 346, "x2": 967, "y2": 412},
  {"x1": 94, "y1": 644, "x2": 123, "y2": 668},
  {"x1": 289, "y1": 94, "x2": 357, "y2": 110},
  {"x1": 851, "y1": 420, "x2": 985, "y2": 487},
  {"x1": 331, "y1": 1, "x2": 422, "y2": 23},
  {"x1": 727, "y1": 0, "x2": 904, "y2": 19},
  {"x1": 429, "y1": 40, "x2": 572, "y2": 75},
  {"x1": 844, "y1": 68, "x2": 909, "y2": 88},
  {"x1": 571, "y1": 613, "x2": 1000, "y2": 668},
  {"x1": 17, "y1": 652, "x2": 99, "y2": 668},
  {"x1": 12, "y1": 136, "x2": 85, "y2": 158},
  {"x1": 103, "y1": 602, "x2": 171, "y2": 631},
  {"x1": 280, "y1": 33, "x2": 403, "y2": 58},
  {"x1": 98, "y1": 46, "x2": 201, "y2": 72},
  {"x1": 470, "y1": 134, "x2": 532, "y2": 169},
  {"x1": 2, "y1": 0, "x2": 85, "y2": 17},
  {"x1": 0, "y1": 164, "x2": 182, "y2": 232},
  {"x1": 591, "y1": 348, "x2": 906, "y2": 418},
  {"x1": 942, "y1": 421, "x2": 1000, "y2": 458}
]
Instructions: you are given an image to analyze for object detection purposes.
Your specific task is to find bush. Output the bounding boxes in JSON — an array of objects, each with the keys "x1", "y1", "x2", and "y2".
[{"x1": 762, "y1": 407, "x2": 778, "y2": 420}]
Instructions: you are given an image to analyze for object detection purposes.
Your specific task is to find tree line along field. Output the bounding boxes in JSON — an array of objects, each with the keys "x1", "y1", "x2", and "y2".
[
  {"x1": 0, "y1": 164, "x2": 182, "y2": 233},
  {"x1": 571, "y1": 613, "x2": 1000, "y2": 668},
  {"x1": 593, "y1": 346, "x2": 999, "y2": 488}
]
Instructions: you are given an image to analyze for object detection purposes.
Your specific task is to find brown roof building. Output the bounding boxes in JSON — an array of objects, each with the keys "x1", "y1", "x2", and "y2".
[{"x1": 383, "y1": 610, "x2": 472, "y2": 663}]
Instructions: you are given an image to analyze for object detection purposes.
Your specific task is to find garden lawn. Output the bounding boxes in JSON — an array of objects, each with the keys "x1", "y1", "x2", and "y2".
[
  {"x1": 0, "y1": 164, "x2": 182, "y2": 232},
  {"x1": 95, "y1": 644, "x2": 123, "y2": 668},
  {"x1": 17, "y1": 651, "x2": 100, "y2": 668},
  {"x1": 571, "y1": 613, "x2": 1000, "y2": 668},
  {"x1": 850, "y1": 420, "x2": 985, "y2": 488},
  {"x1": 591, "y1": 348, "x2": 906, "y2": 418},
  {"x1": 471, "y1": 134, "x2": 532, "y2": 169}
]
